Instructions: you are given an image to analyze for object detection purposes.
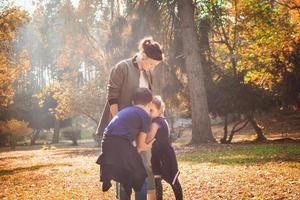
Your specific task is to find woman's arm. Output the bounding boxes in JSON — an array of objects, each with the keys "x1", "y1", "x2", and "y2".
[
  {"x1": 137, "y1": 132, "x2": 155, "y2": 152},
  {"x1": 146, "y1": 122, "x2": 160, "y2": 144},
  {"x1": 107, "y1": 63, "x2": 126, "y2": 115},
  {"x1": 109, "y1": 104, "x2": 118, "y2": 117}
]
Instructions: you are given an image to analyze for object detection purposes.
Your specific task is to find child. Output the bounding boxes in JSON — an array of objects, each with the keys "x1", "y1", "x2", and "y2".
[
  {"x1": 96, "y1": 88, "x2": 155, "y2": 200},
  {"x1": 147, "y1": 96, "x2": 183, "y2": 200}
]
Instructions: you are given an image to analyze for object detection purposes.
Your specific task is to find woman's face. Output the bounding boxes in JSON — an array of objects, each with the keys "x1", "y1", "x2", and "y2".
[{"x1": 141, "y1": 54, "x2": 161, "y2": 71}]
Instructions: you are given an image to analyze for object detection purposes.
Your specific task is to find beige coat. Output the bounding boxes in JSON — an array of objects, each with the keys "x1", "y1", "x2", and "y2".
[{"x1": 95, "y1": 58, "x2": 153, "y2": 139}]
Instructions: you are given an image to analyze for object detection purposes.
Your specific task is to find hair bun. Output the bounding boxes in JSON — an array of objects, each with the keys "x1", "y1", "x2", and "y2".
[{"x1": 139, "y1": 37, "x2": 163, "y2": 61}]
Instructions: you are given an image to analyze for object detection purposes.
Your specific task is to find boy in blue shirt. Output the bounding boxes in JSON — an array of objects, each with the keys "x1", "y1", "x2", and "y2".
[{"x1": 96, "y1": 88, "x2": 155, "y2": 200}]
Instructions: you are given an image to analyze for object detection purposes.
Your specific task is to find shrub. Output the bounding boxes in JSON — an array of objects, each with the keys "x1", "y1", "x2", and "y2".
[
  {"x1": 0, "y1": 119, "x2": 32, "y2": 147},
  {"x1": 61, "y1": 128, "x2": 81, "y2": 145}
]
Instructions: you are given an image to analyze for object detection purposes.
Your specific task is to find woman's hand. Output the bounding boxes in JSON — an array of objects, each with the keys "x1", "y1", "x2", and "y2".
[
  {"x1": 144, "y1": 138, "x2": 156, "y2": 151},
  {"x1": 137, "y1": 132, "x2": 156, "y2": 152}
]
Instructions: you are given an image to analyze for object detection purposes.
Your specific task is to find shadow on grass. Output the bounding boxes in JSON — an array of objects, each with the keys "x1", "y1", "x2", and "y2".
[
  {"x1": 0, "y1": 163, "x2": 71, "y2": 176},
  {"x1": 0, "y1": 155, "x2": 33, "y2": 161},
  {"x1": 51, "y1": 148, "x2": 100, "y2": 157},
  {"x1": 0, "y1": 145, "x2": 46, "y2": 153},
  {"x1": 178, "y1": 143, "x2": 300, "y2": 165},
  {"x1": 0, "y1": 141, "x2": 100, "y2": 153}
]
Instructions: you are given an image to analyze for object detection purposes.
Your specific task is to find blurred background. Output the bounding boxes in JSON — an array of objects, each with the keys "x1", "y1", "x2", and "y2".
[{"x1": 1, "y1": 0, "x2": 300, "y2": 147}]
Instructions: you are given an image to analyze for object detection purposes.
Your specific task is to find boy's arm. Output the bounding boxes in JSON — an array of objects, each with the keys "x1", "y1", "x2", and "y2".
[
  {"x1": 137, "y1": 132, "x2": 155, "y2": 152},
  {"x1": 146, "y1": 122, "x2": 160, "y2": 144}
]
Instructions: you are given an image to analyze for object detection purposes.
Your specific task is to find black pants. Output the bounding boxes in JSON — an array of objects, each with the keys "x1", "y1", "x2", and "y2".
[{"x1": 155, "y1": 178, "x2": 183, "y2": 200}]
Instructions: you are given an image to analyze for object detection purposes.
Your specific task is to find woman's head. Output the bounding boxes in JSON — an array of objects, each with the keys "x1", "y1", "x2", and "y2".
[
  {"x1": 150, "y1": 95, "x2": 165, "y2": 118},
  {"x1": 138, "y1": 37, "x2": 163, "y2": 71}
]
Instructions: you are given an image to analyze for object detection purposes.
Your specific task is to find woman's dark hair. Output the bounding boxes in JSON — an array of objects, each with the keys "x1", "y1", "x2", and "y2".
[
  {"x1": 132, "y1": 87, "x2": 153, "y2": 106},
  {"x1": 138, "y1": 37, "x2": 163, "y2": 61}
]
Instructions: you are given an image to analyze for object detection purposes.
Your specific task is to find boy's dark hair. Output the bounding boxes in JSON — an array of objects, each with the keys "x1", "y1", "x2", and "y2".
[{"x1": 132, "y1": 88, "x2": 153, "y2": 106}]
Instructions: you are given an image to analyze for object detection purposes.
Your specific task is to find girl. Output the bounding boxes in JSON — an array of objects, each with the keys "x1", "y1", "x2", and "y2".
[{"x1": 147, "y1": 96, "x2": 183, "y2": 200}]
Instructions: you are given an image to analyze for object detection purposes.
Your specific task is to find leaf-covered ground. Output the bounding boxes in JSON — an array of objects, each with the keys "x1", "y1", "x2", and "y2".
[{"x1": 0, "y1": 142, "x2": 299, "y2": 200}]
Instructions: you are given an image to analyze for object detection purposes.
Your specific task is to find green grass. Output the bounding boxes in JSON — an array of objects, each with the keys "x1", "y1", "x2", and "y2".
[
  {"x1": 178, "y1": 144, "x2": 300, "y2": 165},
  {"x1": 80, "y1": 130, "x2": 94, "y2": 140}
]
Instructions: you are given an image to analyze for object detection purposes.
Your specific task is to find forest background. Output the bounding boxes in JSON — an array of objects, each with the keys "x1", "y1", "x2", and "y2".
[{"x1": 2, "y1": 0, "x2": 300, "y2": 145}]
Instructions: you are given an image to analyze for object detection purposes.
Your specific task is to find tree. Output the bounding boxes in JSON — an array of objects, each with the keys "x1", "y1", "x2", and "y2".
[
  {"x1": 0, "y1": 119, "x2": 32, "y2": 148},
  {"x1": 208, "y1": 74, "x2": 273, "y2": 143},
  {"x1": 177, "y1": 0, "x2": 215, "y2": 143},
  {"x1": 32, "y1": 0, "x2": 107, "y2": 143},
  {"x1": 0, "y1": 7, "x2": 30, "y2": 111}
]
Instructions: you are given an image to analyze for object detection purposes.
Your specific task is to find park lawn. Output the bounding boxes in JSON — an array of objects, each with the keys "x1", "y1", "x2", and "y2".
[{"x1": 0, "y1": 143, "x2": 299, "y2": 200}]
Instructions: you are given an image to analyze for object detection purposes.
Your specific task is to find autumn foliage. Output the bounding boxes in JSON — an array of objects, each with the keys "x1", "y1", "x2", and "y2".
[
  {"x1": 0, "y1": 8, "x2": 30, "y2": 108},
  {"x1": 1, "y1": 0, "x2": 300, "y2": 145},
  {"x1": 0, "y1": 119, "x2": 32, "y2": 146}
]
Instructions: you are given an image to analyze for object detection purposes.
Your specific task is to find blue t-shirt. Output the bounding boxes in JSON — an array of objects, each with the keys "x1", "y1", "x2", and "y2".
[{"x1": 104, "y1": 106, "x2": 151, "y2": 142}]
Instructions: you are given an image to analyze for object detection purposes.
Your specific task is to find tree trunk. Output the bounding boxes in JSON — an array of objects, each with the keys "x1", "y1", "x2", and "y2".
[
  {"x1": 248, "y1": 113, "x2": 267, "y2": 142},
  {"x1": 10, "y1": 134, "x2": 16, "y2": 149},
  {"x1": 178, "y1": 0, "x2": 215, "y2": 143},
  {"x1": 30, "y1": 129, "x2": 40, "y2": 145},
  {"x1": 227, "y1": 119, "x2": 249, "y2": 143},
  {"x1": 52, "y1": 119, "x2": 60, "y2": 143},
  {"x1": 220, "y1": 115, "x2": 228, "y2": 144}
]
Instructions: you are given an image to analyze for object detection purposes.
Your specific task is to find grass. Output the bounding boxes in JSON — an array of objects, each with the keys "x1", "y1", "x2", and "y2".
[
  {"x1": 0, "y1": 163, "x2": 71, "y2": 176},
  {"x1": 0, "y1": 142, "x2": 299, "y2": 199},
  {"x1": 178, "y1": 143, "x2": 300, "y2": 165},
  {"x1": 10, "y1": 130, "x2": 94, "y2": 147},
  {"x1": 80, "y1": 130, "x2": 94, "y2": 140}
]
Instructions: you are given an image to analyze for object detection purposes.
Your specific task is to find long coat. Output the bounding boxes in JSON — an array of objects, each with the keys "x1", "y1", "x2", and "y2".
[{"x1": 95, "y1": 57, "x2": 153, "y2": 139}]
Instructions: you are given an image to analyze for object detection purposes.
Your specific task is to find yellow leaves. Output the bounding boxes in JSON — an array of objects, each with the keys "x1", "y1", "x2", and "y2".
[
  {"x1": 0, "y1": 119, "x2": 32, "y2": 136},
  {"x1": 0, "y1": 144, "x2": 299, "y2": 199},
  {"x1": 0, "y1": 61, "x2": 15, "y2": 106},
  {"x1": 0, "y1": 7, "x2": 30, "y2": 108},
  {"x1": 0, "y1": 8, "x2": 29, "y2": 41},
  {"x1": 0, "y1": 49, "x2": 31, "y2": 107},
  {"x1": 91, "y1": 50, "x2": 105, "y2": 64},
  {"x1": 35, "y1": 73, "x2": 103, "y2": 121},
  {"x1": 57, "y1": 51, "x2": 71, "y2": 69},
  {"x1": 36, "y1": 81, "x2": 75, "y2": 120},
  {"x1": 18, "y1": 50, "x2": 31, "y2": 70}
]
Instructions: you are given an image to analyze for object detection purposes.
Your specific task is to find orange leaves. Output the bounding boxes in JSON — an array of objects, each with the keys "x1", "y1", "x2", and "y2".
[
  {"x1": 0, "y1": 49, "x2": 31, "y2": 107},
  {"x1": 0, "y1": 144, "x2": 299, "y2": 199},
  {"x1": 57, "y1": 49, "x2": 71, "y2": 69},
  {"x1": 35, "y1": 81, "x2": 73, "y2": 120},
  {"x1": 0, "y1": 8, "x2": 29, "y2": 41},
  {"x1": 35, "y1": 75, "x2": 103, "y2": 122},
  {"x1": 0, "y1": 119, "x2": 32, "y2": 136},
  {"x1": 18, "y1": 50, "x2": 31, "y2": 70},
  {"x1": 0, "y1": 7, "x2": 30, "y2": 108}
]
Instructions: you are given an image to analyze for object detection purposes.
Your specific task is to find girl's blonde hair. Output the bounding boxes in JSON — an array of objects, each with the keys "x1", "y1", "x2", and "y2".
[{"x1": 152, "y1": 95, "x2": 165, "y2": 113}]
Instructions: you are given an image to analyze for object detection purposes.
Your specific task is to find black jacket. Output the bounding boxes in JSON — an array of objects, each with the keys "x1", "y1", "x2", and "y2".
[{"x1": 96, "y1": 135, "x2": 147, "y2": 195}]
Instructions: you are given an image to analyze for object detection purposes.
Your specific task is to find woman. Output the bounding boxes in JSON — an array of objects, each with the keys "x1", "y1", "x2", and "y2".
[{"x1": 96, "y1": 36, "x2": 164, "y2": 200}]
